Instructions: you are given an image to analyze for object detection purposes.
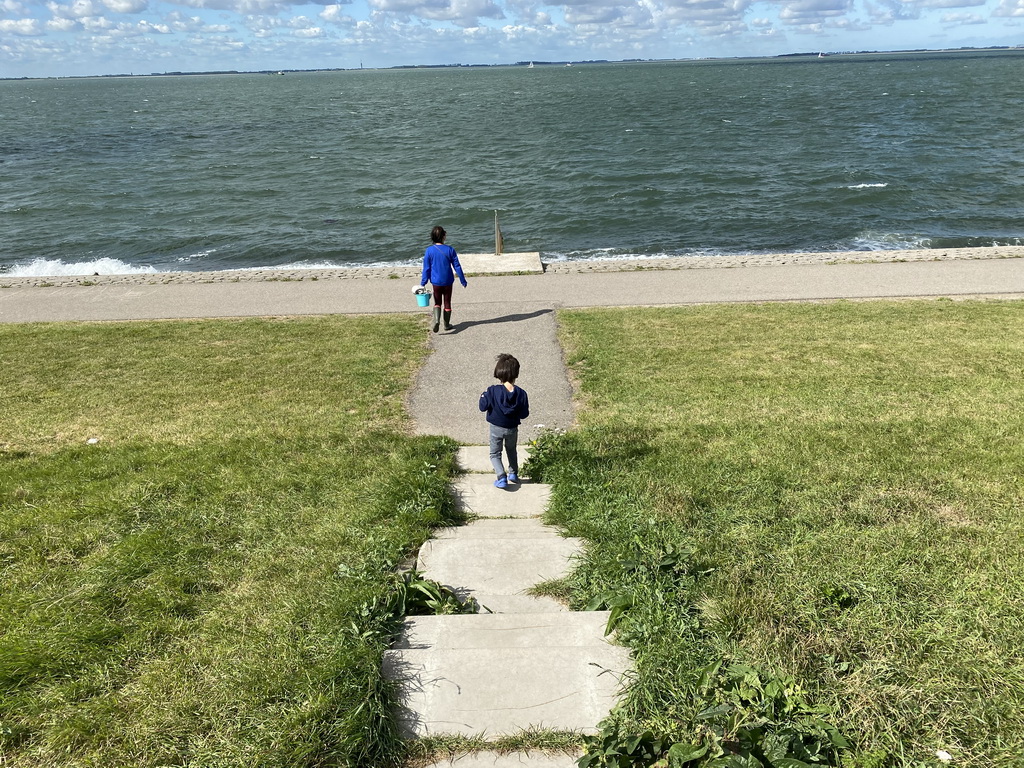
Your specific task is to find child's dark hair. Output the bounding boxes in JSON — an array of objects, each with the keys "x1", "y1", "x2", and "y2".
[
  {"x1": 431, "y1": 225, "x2": 446, "y2": 244},
  {"x1": 494, "y1": 353, "x2": 520, "y2": 383}
]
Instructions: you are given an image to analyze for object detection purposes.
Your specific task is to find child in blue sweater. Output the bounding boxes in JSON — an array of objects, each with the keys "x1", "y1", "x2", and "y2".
[
  {"x1": 420, "y1": 225, "x2": 467, "y2": 333},
  {"x1": 479, "y1": 353, "x2": 530, "y2": 489}
]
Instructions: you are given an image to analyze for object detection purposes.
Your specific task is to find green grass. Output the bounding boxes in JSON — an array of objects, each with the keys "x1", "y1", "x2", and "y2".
[
  {"x1": 529, "y1": 300, "x2": 1024, "y2": 767},
  {"x1": 0, "y1": 316, "x2": 459, "y2": 768}
]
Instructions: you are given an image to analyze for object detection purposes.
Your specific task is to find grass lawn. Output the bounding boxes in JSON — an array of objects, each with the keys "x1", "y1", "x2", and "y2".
[
  {"x1": 531, "y1": 300, "x2": 1024, "y2": 768},
  {"x1": 0, "y1": 316, "x2": 458, "y2": 767}
]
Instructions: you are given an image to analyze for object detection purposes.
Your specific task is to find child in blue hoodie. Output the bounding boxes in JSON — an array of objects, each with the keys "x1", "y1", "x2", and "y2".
[{"x1": 479, "y1": 353, "x2": 530, "y2": 489}]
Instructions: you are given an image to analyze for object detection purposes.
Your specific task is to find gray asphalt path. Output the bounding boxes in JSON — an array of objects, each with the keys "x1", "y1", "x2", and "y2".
[
  {"x1": 3, "y1": 258, "x2": 1023, "y2": 324},
  {"x1": 408, "y1": 305, "x2": 574, "y2": 443}
]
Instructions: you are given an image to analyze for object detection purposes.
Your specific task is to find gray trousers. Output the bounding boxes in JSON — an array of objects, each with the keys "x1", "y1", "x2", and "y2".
[{"x1": 488, "y1": 423, "x2": 519, "y2": 478}]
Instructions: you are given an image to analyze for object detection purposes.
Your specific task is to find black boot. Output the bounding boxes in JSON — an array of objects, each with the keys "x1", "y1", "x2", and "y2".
[
  {"x1": 431, "y1": 307, "x2": 441, "y2": 333},
  {"x1": 442, "y1": 310, "x2": 453, "y2": 331}
]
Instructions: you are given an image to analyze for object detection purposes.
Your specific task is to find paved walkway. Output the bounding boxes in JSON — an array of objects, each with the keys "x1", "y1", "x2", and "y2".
[
  {"x1": 3, "y1": 252, "x2": 1023, "y2": 324},
  {"x1": 407, "y1": 305, "x2": 574, "y2": 442}
]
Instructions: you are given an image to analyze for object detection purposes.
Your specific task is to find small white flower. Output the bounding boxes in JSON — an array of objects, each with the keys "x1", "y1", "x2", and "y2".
[
  {"x1": 936, "y1": 750, "x2": 953, "y2": 763},
  {"x1": 533, "y1": 424, "x2": 546, "y2": 430},
  {"x1": 86, "y1": 438, "x2": 99, "y2": 444}
]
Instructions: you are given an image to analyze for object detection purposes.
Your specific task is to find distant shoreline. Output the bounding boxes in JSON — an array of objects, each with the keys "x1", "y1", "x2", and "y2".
[
  {"x1": 3, "y1": 46, "x2": 1021, "y2": 82},
  {"x1": 3, "y1": 246, "x2": 1021, "y2": 289}
]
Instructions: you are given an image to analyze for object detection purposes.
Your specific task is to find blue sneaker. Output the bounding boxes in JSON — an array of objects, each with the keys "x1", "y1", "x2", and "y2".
[
  {"x1": 507, "y1": 471, "x2": 519, "y2": 484},
  {"x1": 494, "y1": 475, "x2": 508, "y2": 489}
]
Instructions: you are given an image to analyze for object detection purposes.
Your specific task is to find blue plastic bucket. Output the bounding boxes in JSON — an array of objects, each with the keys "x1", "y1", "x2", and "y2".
[{"x1": 415, "y1": 292, "x2": 430, "y2": 307}]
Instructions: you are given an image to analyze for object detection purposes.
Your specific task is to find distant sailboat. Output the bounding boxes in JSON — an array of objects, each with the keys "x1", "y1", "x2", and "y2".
[{"x1": 527, "y1": 61, "x2": 534, "y2": 68}]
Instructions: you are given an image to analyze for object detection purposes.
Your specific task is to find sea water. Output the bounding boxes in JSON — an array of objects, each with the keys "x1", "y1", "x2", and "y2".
[{"x1": 2, "y1": 51, "x2": 1022, "y2": 276}]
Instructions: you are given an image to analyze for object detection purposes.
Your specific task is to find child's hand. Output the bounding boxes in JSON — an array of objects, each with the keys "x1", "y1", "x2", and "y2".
[{"x1": 461, "y1": 279, "x2": 468, "y2": 288}]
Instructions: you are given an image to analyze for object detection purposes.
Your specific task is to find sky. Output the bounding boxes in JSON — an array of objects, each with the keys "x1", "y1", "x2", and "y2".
[{"x1": 0, "y1": 0, "x2": 1021, "y2": 77}]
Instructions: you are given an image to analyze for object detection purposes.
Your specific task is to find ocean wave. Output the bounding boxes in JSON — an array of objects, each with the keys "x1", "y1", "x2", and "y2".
[
  {"x1": 847, "y1": 232, "x2": 932, "y2": 251},
  {"x1": 4, "y1": 257, "x2": 161, "y2": 277},
  {"x1": 845, "y1": 183, "x2": 889, "y2": 189}
]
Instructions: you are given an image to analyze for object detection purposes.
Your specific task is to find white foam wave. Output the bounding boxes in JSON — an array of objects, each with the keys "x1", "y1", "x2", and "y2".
[
  {"x1": 848, "y1": 232, "x2": 931, "y2": 251},
  {"x1": 846, "y1": 183, "x2": 888, "y2": 190},
  {"x1": 6, "y1": 257, "x2": 161, "y2": 277},
  {"x1": 177, "y1": 248, "x2": 217, "y2": 263}
]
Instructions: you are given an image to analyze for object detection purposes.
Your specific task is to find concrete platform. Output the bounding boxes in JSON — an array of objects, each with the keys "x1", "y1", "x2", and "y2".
[
  {"x1": 459, "y1": 253, "x2": 543, "y2": 275},
  {"x1": 453, "y1": 476, "x2": 552, "y2": 518},
  {"x1": 417, "y1": 537, "x2": 581, "y2": 597},
  {"x1": 383, "y1": 641, "x2": 629, "y2": 737}
]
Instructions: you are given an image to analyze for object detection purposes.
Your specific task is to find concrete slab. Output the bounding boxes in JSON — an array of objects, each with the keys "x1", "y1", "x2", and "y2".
[
  {"x1": 434, "y1": 519, "x2": 562, "y2": 540},
  {"x1": 424, "y1": 752, "x2": 580, "y2": 768},
  {"x1": 453, "y1": 476, "x2": 552, "y2": 518},
  {"x1": 459, "y1": 253, "x2": 543, "y2": 275},
  {"x1": 383, "y1": 644, "x2": 630, "y2": 737},
  {"x1": 473, "y1": 595, "x2": 570, "y2": 614},
  {"x1": 458, "y1": 445, "x2": 533, "y2": 474},
  {"x1": 393, "y1": 612, "x2": 613, "y2": 650},
  {"x1": 417, "y1": 537, "x2": 581, "y2": 596}
]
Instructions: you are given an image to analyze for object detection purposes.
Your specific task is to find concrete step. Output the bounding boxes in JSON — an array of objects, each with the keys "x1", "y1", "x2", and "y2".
[
  {"x1": 425, "y1": 754, "x2": 579, "y2": 768},
  {"x1": 458, "y1": 445, "x2": 533, "y2": 474},
  {"x1": 453, "y1": 475, "x2": 551, "y2": 518},
  {"x1": 417, "y1": 537, "x2": 580, "y2": 598},
  {"x1": 474, "y1": 595, "x2": 570, "y2": 614},
  {"x1": 383, "y1": 624, "x2": 630, "y2": 737},
  {"x1": 393, "y1": 612, "x2": 612, "y2": 650},
  {"x1": 435, "y1": 518, "x2": 563, "y2": 540}
]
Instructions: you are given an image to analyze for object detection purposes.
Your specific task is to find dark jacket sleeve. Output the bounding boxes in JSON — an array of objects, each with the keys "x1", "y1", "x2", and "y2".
[
  {"x1": 519, "y1": 390, "x2": 530, "y2": 420},
  {"x1": 479, "y1": 389, "x2": 490, "y2": 413}
]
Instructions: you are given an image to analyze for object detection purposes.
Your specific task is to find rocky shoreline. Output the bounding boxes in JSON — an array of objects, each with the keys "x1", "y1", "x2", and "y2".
[{"x1": 2, "y1": 246, "x2": 1022, "y2": 289}]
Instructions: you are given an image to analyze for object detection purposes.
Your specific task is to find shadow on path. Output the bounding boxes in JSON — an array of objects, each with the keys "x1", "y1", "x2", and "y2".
[{"x1": 452, "y1": 309, "x2": 553, "y2": 332}]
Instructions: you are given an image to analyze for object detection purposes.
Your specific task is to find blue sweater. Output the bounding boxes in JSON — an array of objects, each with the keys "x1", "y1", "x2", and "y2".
[
  {"x1": 421, "y1": 244, "x2": 467, "y2": 288},
  {"x1": 479, "y1": 384, "x2": 530, "y2": 428}
]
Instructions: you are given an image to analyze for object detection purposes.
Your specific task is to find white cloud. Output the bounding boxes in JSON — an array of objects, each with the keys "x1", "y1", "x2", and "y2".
[
  {"x1": 104, "y1": 0, "x2": 147, "y2": 11},
  {"x1": 0, "y1": 16, "x2": 42, "y2": 32},
  {"x1": 80, "y1": 14, "x2": 114, "y2": 28},
  {"x1": 992, "y1": 0, "x2": 1024, "y2": 14},
  {"x1": 912, "y1": 0, "x2": 986, "y2": 8},
  {"x1": 778, "y1": 0, "x2": 854, "y2": 26},
  {"x1": 941, "y1": 8, "x2": 984, "y2": 18},
  {"x1": 368, "y1": 0, "x2": 503, "y2": 26},
  {"x1": 319, "y1": 3, "x2": 352, "y2": 21},
  {"x1": 46, "y1": 15, "x2": 78, "y2": 28},
  {"x1": 46, "y1": 0, "x2": 99, "y2": 18}
]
